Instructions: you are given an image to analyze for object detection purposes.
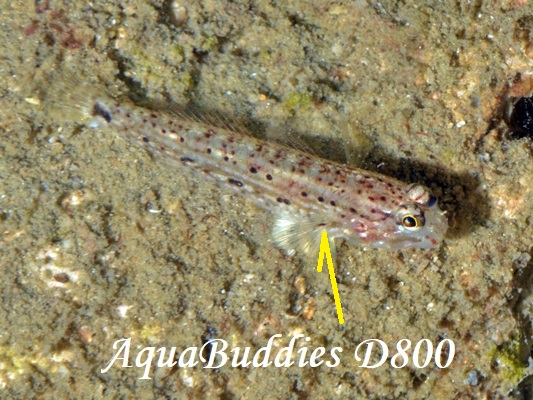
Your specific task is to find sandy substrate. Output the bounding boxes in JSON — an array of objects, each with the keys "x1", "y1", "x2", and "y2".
[{"x1": 1, "y1": 0, "x2": 532, "y2": 398}]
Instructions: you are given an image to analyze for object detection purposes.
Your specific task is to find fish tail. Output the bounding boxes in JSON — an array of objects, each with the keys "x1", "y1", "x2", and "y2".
[{"x1": 33, "y1": 67, "x2": 108, "y2": 124}]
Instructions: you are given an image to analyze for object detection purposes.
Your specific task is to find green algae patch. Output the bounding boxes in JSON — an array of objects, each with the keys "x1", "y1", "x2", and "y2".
[
  {"x1": 490, "y1": 339, "x2": 528, "y2": 384},
  {"x1": 283, "y1": 92, "x2": 311, "y2": 114}
]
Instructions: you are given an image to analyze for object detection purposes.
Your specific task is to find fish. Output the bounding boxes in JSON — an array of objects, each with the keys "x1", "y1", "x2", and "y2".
[{"x1": 37, "y1": 69, "x2": 448, "y2": 261}]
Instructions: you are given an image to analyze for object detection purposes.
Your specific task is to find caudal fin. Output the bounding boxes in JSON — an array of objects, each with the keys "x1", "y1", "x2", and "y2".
[{"x1": 31, "y1": 67, "x2": 106, "y2": 122}]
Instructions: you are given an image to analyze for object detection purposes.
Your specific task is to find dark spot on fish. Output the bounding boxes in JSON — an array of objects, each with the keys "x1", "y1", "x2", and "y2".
[
  {"x1": 330, "y1": 201, "x2": 336, "y2": 206},
  {"x1": 283, "y1": 199, "x2": 291, "y2": 205},
  {"x1": 181, "y1": 157, "x2": 194, "y2": 163},
  {"x1": 151, "y1": 113, "x2": 157, "y2": 118},
  {"x1": 350, "y1": 207, "x2": 357, "y2": 213},
  {"x1": 228, "y1": 178, "x2": 243, "y2": 187},
  {"x1": 256, "y1": 144, "x2": 263, "y2": 152},
  {"x1": 369, "y1": 196, "x2": 374, "y2": 201},
  {"x1": 161, "y1": 129, "x2": 166, "y2": 134},
  {"x1": 318, "y1": 196, "x2": 324, "y2": 202},
  {"x1": 357, "y1": 189, "x2": 362, "y2": 195},
  {"x1": 328, "y1": 182, "x2": 333, "y2": 186},
  {"x1": 180, "y1": 137, "x2": 184, "y2": 143},
  {"x1": 301, "y1": 192, "x2": 308, "y2": 197},
  {"x1": 92, "y1": 103, "x2": 112, "y2": 123},
  {"x1": 250, "y1": 167, "x2": 257, "y2": 173},
  {"x1": 426, "y1": 195, "x2": 437, "y2": 207},
  {"x1": 250, "y1": 153, "x2": 255, "y2": 158},
  {"x1": 380, "y1": 196, "x2": 386, "y2": 201},
  {"x1": 207, "y1": 148, "x2": 212, "y2": 154},
  {"x1": 224, "y1": 156, "x2": 229, "y2": 161},
  {"x1": 178, "y1": 124, "x2": 183, "y2": 129},
  {"x1": 266, "y1": 174, "x2": 272, "y2": 180},
  {"x1": 142, "y1": 137, "x2": 149, "y2": 143},
  {"x1": 152, "y1": 122, "x2": 156, "y2": 128},
  {"x1": 277, "y1": 197, "x2": 283, "y2": 203},
  {"x1": 126, "y1": 113, "x2": 131, "y2": 118},
  {"x1": 143, "y1": 118, "x2": 148, "y2": 123},
  {"x1": 371, "y1": 208, "x2": 376, "y2": 213}
]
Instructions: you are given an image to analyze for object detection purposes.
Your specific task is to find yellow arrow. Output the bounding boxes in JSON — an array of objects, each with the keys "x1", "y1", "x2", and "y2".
[{"x1": 316, "y1": 230, "x2": 344, "y2": 324}]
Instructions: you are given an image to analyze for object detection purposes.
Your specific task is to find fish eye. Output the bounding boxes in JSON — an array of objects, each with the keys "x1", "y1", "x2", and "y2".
[
  {"x1": 405, "y1": 184, "x2": 437, "y2": 207},
  {"x1": 395, "y1": 204, "x2": 426, "y2": 230},
  {"x1": 402, "y1": 215, "x2": 421, "y2": 230}
]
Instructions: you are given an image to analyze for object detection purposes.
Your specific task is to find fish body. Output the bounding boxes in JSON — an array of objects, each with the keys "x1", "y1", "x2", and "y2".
[{"x1": 45, "y1": 75, "x2": 448, "y2": 258}]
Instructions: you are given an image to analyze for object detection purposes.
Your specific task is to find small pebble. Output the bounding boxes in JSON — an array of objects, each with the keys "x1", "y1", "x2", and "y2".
[{"x1": 508, "y1": 97, "x2": 533, "y2": 139}]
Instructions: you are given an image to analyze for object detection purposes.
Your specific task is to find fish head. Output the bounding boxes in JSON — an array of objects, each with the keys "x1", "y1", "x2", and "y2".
[
  {"x1": 345, "y1": 183, "x2": 448, "y2": 250},
  {"x1": 378, "y1": 183, "x2": 448, "y2": 250}
]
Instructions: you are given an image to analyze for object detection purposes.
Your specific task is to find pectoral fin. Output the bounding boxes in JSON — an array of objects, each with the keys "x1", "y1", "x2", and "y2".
[{"x1": 272, "y1": 210, "x2": 337, "y2": 264}]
